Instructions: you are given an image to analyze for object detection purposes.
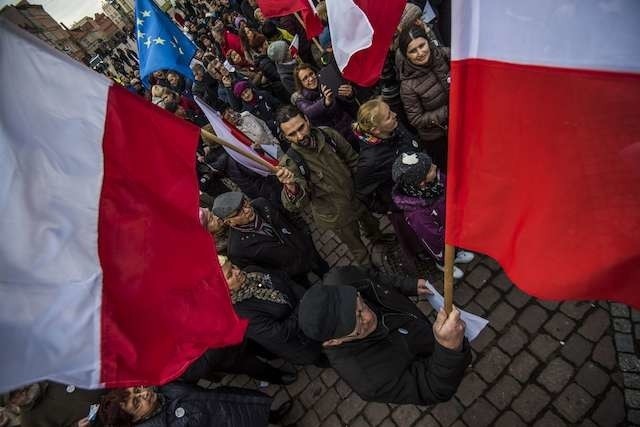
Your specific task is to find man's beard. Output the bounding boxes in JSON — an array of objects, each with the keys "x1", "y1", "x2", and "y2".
[{"x1": 297, "y1": 135, "x2": 315, "y2": 148}]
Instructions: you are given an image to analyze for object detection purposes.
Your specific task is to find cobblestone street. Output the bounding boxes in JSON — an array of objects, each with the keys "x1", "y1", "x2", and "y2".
[{"x1": 214, "y1": 216, "x2": 639, "y2": 427}]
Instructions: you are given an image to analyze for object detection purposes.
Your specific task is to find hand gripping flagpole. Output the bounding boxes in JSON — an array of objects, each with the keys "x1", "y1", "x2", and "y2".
[
  {"x1": 444, "y1": 244, "x2": 455, "y2": 314},
  {"x1": 200, "y1": 128, "x2": 278, "y2": 173}
]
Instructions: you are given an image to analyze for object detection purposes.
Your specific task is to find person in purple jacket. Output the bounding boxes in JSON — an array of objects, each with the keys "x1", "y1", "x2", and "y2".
[
  {"x1": 290, "y1": 63, "x2": 359, "y2": 151},
  {"x1": 391, "y1": 152, "x2": 474, "y2": 279}
]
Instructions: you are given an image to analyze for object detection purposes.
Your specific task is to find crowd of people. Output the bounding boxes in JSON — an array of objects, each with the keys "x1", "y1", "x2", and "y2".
[{"x1": 0, "y1": 0, "x2": 482, "y2": 426}]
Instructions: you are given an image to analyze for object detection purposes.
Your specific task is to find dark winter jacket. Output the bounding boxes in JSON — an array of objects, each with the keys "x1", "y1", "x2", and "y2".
[
  {"x1": 19, "y1": 382, "x2": 105, "y2": 427},
  {"x1": 275, "y1": 60, "x2": 297, "y2": 94},
  {"x1": 241, "y1": 89, "x2": 281, "y2": 135},
  {"x1": 392, "y1": 171, "x2": 447, "y2": 263},
  {"x1": 354, "y1": 124, "x2": 420, "y2": 214},
  {"x1": 227, "y1": 198, "x2": 319, "y2": 276},
  {"x1": 323, "y1": 266, "x2": 471, "y2": 405},
  {"x1": 192, "y1": 74, "x2": 225, "y2": 111},
  {"x1": 253, "y1": 54, "x2": 280, "y2": 83},
  {"x1": 233, "y1": 267, "x2": 324, "y2": 365},
  {"x1": 136, "y1": 383, "x2": 271, "y2": 427},
  {"x1": 209, "y1": 151, "x2": 282, "y2": 207},
  {"x1": 253, "y1": 54, "x2": 290, "y2": 103},
  {"x1": 396, "y1": 45, "x2": 451, "y2": 142}
]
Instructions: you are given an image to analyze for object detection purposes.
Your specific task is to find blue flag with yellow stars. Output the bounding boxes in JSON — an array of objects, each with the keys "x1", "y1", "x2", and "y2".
[{"x1": 135, "y1": 0, "x2": 197, "y2": 87}]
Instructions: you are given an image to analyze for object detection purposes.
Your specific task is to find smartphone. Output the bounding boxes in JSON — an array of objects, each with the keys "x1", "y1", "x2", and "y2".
[{"x1": 87, "y1": 404, "x2": 99, "y2": 423}]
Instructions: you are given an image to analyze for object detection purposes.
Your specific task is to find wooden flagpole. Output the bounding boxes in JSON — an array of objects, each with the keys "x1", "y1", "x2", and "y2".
[
  {"x1": 294, "y1": 12, "x2": 325, "y2": 53},
  {"x1": 200, "y1": 128, "x2": 277, "y2": 173},
  {"x1": 444, "y1": 244, "x2": 455, "y2": 314}
]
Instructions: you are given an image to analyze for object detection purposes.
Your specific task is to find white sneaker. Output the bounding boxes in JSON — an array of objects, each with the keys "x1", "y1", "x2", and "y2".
[
  {"x1": 454, "y1": 250, "x2": 475, "y2": 264},
  {"x1": 436, "y1": 263, "x2": 464, "y2": 280}
]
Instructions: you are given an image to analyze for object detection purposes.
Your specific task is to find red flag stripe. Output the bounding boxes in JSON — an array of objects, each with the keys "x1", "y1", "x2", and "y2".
[
  {"x1": 99, "y1": 86, "x2": 247, "y2": 387},
  {"x1": 446, "y1": 58, "x2": 640, "y2": 307}
]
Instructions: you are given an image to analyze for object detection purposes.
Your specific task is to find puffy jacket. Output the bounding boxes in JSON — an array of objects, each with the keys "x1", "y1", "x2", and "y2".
[
  {"x1": 392, "y1": 171, "x2": 447, "y2": 263},
  {"x1": 396, "y1": 45, "x2": 451, "y2": 142},
  {"x1": 322, "y1": 266, "x2": 471, "y2": 405}
]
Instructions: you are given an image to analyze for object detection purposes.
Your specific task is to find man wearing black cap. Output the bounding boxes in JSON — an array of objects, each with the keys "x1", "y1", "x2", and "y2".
[
  {"x1": 298, "y1": 266, "x2": 471, "y2": 405},
  {"x1": 212, "y1": 192, "x2": 329, "y2": 287}
]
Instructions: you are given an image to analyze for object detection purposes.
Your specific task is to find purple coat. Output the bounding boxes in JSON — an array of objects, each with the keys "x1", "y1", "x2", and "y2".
[
  {"x1": 392, "y1": 172, "x2": 446, "y2": 263},
  {"x1": 292, "y1": 88, "x2": 354, "y2": 138}
]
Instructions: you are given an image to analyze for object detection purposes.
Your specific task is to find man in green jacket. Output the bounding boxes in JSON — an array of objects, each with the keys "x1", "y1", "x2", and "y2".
[{"x1": 274, "y1": 105, "x2": 386, "y2": 265}]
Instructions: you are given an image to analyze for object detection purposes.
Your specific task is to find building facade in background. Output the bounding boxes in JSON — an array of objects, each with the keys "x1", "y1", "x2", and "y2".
[
  {"x1": 69, "y1": 13, "x2": 121, "y2": 56},
  {"x1": 102, "y1": 0, "x2": 131, "y2": 29},
  {"x1": 0, "y1": 0, "x2": 85, "y2": 61}
]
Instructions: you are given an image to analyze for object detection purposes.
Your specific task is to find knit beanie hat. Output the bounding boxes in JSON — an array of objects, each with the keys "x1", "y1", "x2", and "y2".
[
  {"x1": 234, "y1": 16, "x2": 246, "y2": 30},
  {"x1": 391, "y1": 152, "x2": 432, "y2": 185},
  {"x1": 233, "y1": 80, "x2": 251, "y2": 98},
  {"x1": 267, "y1": 40, "x2": 288, "y2": 63},
  {"x1": 398, "y1": 3, "x2": 422, "y2": 33}
]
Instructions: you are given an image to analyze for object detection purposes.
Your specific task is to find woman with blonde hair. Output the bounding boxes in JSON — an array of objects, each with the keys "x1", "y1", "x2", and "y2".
[
  {"x1": 353, "y1": 98, "x2": 424, "y2": 270},
  {"x1": 150, "y1": 85, "x2": 166, "y2": 106}
]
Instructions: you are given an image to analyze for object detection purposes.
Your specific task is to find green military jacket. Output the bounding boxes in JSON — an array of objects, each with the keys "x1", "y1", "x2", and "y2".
[{"x1": 279, "y1": 127, "x2": 365, "y2": 229}]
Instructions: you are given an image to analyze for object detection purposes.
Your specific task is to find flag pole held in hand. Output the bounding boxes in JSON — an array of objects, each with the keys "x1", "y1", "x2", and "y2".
[
  {"x1": 444, "y1": 244, "x2": 455, "y2": 314},
  {"x1": 200, "y1": 128, "x2": 277, "y2": 173}
]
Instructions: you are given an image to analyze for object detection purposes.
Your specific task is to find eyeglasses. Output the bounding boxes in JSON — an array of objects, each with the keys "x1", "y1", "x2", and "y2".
[{"x1": 300, "y1": 72, "x2": 316, "y2": 83}]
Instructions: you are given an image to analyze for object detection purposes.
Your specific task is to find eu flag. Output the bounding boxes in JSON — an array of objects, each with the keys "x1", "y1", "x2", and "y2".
[{"x1": 135, "y1": 0, "x2": 197, "y2": 87}]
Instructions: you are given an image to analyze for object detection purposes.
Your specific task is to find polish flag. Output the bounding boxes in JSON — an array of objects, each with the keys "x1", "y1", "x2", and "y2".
[
  {"x1": 446, "y1": 1, "x2": 640, "y2": 307},
  {"x1": 0, "y1": 21, "x2": 247, "y2": 392},
  {"x1": 326, "y1": 0, "x2": 406, "y2": 87},
  {"x1": 289, "y1": 34, "x2": 299, "y2": 59},
  {"x1": 257, "y1": 0, "x2": 323, "y2": 39},
  {"x1": 196, "y1": 98, "x2": 278, "y2": 175}
]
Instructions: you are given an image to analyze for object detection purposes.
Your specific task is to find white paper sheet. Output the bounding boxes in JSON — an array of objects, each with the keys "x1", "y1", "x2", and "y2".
[{"x1": 423, "y1": 283, "x2": 489, "y2": 341}]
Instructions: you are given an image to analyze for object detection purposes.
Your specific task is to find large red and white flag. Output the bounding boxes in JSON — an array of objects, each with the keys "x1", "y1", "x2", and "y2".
[
  {"x1": 446, "y1": 1, "x2": 640, "y2": 307},
  {"x1": 257, "y1": 0, "x2": 323, "y2": 38},
  {"x1": 0, "y1": 21, "x2": 247, "y2": 393},
  {"x1": 326, "y1": 0, "x2": 406, "y2": 87}
]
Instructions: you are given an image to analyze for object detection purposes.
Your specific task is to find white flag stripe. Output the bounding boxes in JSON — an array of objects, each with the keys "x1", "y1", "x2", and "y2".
[
  {"x1": 452, "y1": 0, "x2": 640, "y2": 73},
  {"x1": 0, "y1": 20, "x2": 110, "y2": 391},
  {"x1": 326, "y1": 0, "x2": 374, "y2": 72},
  {"x1": 196, "y1": 98, "x2": 272, "y2": 177}
]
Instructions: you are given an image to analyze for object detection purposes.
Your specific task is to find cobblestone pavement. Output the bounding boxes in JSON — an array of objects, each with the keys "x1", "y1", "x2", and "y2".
[{"x1": 220, "y1": 218, "x2": 635, "y2": 426}]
